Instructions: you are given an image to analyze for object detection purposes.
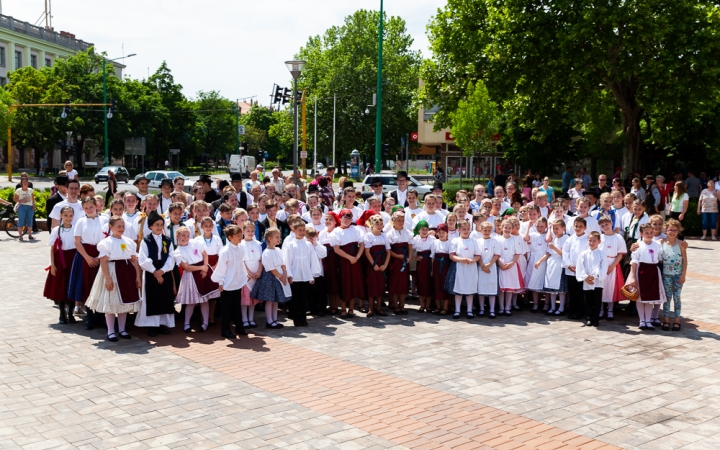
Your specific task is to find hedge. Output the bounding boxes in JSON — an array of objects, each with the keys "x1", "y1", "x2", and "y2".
[{"x1": 1, "y1": 187, "x2": 51, "y2": 219}]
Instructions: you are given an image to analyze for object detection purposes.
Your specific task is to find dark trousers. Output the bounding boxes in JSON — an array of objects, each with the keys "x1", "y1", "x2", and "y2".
[
  {"x1": 566, "y1": 274, "x2": 584, "y2": 319},
  {"x1": 290, "y1": 281, "x2": 311, "y2": 321},
  {"x1": 309, "y1": 276, "x2": 327, "y2": 315},
  {"x1": 220, "y1": 289, "x2": 244, "y2": 333},
  {"x1": 584, "y1": 288, "x2": 603, "y2": 326}
]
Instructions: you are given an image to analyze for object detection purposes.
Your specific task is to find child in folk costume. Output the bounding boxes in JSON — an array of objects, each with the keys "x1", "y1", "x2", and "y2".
[
  {"x1": 354, "y1": 210, "x2": 376, "y2": 313},
  {"x1": 44, "y1": 206, "x2": 78, "y2": 324},
  {"x1": 104, "y1": 200, "x2": 125, "y2": 235},
  {"x1": 598, "y1": 215, "x2": 626, "y2": 321},
  {"x1": 660, "y1": 219, "x2": 687, "y2": 332},
  {"x1": 239, "y1": 220, "x2": 263, "y2": 328},
  {"x1": 363, "y1": 214, "x2": 391, "y2": 317},
  {"x1": 139, "y1": 194, "x2": 160, "y2": 240},
  {"x1": 476, "y1": 221, "x2": 501, "y2": 318},
  {"x1": 320, "y1": 212, "x2": 341, "y2": 314},
  {"x1": 563, "y1": 217, "x2": 589, "y2": 321},
  {"x1": 85, "y1": 217, "x2": 142, "y2": 342},
  {"x1": 250, "y1": 228, "x2": 292, "y2": 329},
  {"x1": 166, "y1": 202, "x2": 195, "y2": 246},
  {"x1": 135, "y1": 211, "x2": 177, "y2": 337},
  {"x1": 445, "y1": 212, "x2": 460, "y2": 240},
  {"x1": 211, "y1": 225, "x2": 249, "y2": 339},
  {"x1": 122, "y1": 192, "x2": 142, "y2": 244},
  {"x1": 186, "y1": 201, "x2": 218, "y2": 238},
  {"x1": 524, "y1": 217, "x2": 550, "y2": 312},
  {"x1": 193, "y1": 216, "x2": 223, "y2": 325},
  {"x1": 331, "y1": 209, "x2": 366, "y2": 318},
  {"x1": 285, "y1": 221, "x2": 322, "y2": 327},
  {"x1": 431, "y1": 223, "x2": 452, "y2": 315},
  {"x1": 543, "y1": 219, "x2": 569, "y2": 315},
  {"x1": 174, "y1": 226, "x2": 220, "y2": 332},
  {"x1": 497, "y1": 219, "x2": 525, "y2": 316},
  {"x1": 412, "y1": 221, "x2": 436, "y2": 313},
  {"x1": 575, "y1": 231, "x2": 608, "y2": 327},
  {"x1": 470, "y1": 213, "x2": 485, "y2": 240},
  {"x1": 509, "y1": 217, "x2": 529, "y2": 310},
  {"x1": 69, "y1": 197, "x2": 105, "y2": 330},
  {"x1": 306, "y1": 226, "x2": 328, "y2": 316},
  {"x1": 387, "y1": 211, "x2": 413, "y2": 315},
  {"x1": 447, "y1": 220, "x2": 480, "y2": 319},
  {"x1": 626, "y1": 223, "x2": 666, "y2": 330}
]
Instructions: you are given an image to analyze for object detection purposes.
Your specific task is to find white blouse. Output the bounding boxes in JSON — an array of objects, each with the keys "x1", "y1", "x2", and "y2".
[
  {"x1": 97, "y1": 236, "x2": 137, "y2": 260},
  {"x1": 631, "y1": 240, "x2": 663, "y2": 265},
  {"x1": 363, "y1": 232, "x2": 391, "y2": 250},
  {"x1": 329, "y1": 226, "x2": 364, "y2": 247},
  {"x1": 285, "y1": 238, "x2": 322, "y2": 282},
  {"x1": 262, "y1": 247, "x2": 286, "y2": 273},
  {"x1": 413, "y1": 211, "x2": 445, "y2": 229},
  {"x1": 430, "y1": 239, "x2": 452, "y2": 257},
  {"x1": 173, "y1": 240, "x2": 205, "y2": 265},
  {"x1": 412, "y1": 235, "x2": 436, "y2": 252},
  {"x1": 450, "y1": 237, "x2": 479, "y2": 258},
  {"x1": 122, "y1": 211, "x2": 142, "y2": 241},
  {"x1": 48, "y1": 225, "x2": 76, "y2": 250},
  {"x1": 386, "y1": 228, "x2": 412, "y2": 245},
  {"x1": 138, "y1": 234, "x2": 175, "y2": 273},
  {"x1": 74, "y1": 216, "x2": 106, "y2": 245},
  {"x1": 193, "y1": 234, "x2": 223, "y2": 256},
  {"x1": 600, "y1": 233, "x2": 627, "y2": 259}
]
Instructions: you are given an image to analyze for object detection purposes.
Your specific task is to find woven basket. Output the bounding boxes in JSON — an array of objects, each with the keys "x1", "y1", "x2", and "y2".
[{"x1": 621, "y1": 284, "x2": 639, "y2": 301}]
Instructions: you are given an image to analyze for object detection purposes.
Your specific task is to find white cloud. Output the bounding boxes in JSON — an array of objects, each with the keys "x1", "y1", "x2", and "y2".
[{"x1": 3, "y1": 0, "x2": 445, "y2": 103}]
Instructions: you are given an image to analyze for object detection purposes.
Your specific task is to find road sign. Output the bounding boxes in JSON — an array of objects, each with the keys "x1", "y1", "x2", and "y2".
[
  {"x1": 401, "y1": 137, "x2": 405, "y2": 146},
  {"x1": 300, "y1": 151, "x2": 308, "y2": 159},
  {"x1": 124, "y1": 137, "x2": 146, "y2": 156},
  {"x1": 410, "y1": 132, "x2": 418, "y2": 141},
  {"x1": 264, "y1": 152, "x2": 269, "y2": 158},
  {"x1": 238, "y1": 125, "x2": 245, "y2": 135}
]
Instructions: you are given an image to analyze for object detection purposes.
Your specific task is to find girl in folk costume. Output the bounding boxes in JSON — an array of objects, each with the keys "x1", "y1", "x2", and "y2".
[
  {"x1": 122, "y1": 193, "x2": 142, "y2": 243},
  {"x1": 497, "y1": 219, "x2": 526, "y2": 316},
  {"x1": 330, "y1": 209, "x2": 366, "y2": 318},
  {"x1": 186, "y1": 201, "x2": 218, "y2": 238},
  {"x1": 319, "y1": 212, "x2": 341, "y2": 314},
  {"x1": 135, "y1": 211, "x2": 177, "y2": 337},
  {"x1": 250, "y1": 228, "x2": 292, "y2": 329},
  {"x1": 445, "y1": 212, "x2": 459, "y2": 240},
  {"x1": 363, "y1": 214, "x2": 391, "y2": 317},
  {"x1": 476, "y1": 221, "x2": 501, "y2": 318},
  {"x1": 173, "y1": 226, "x2": 220, "y2": 332},
  {"x1": 620, "y1": 199, "x2": 649, "y2": 276},
  {"x1": 509, "y1": 217, "x2": 529, "y2": 310},
  {"x1": 193, "y1": 216, "x2": 223, "y2": 325},
  {"x1": 166, "y1": 202, "x2": 194, "y2": 245},
  {"x1": 404, "y1": 189, "x2": 423, "y2": 231},
  {"x1": 211, "y1": 225, "x2": 249, "y2": 339},
  {"x1": 68, "y1": 197, "x2": 105, "y2": 330},
  {"x1": 85, "y1": 217, "x2": 142, "y2": 342},
  {"x1": 660, "y1": 219, "x2": 688, "y2": 332},
  {"x1": 524, "y1": 217, "x2": 550, "y2": 312},
  {"x1": 104, "y1": 200, "x2": 125, "y2": 234},
  {"x1": 306, "y1": 226, "x2": 329, "y2": 316},
  {"x1": 386, "y1": 211, "x2": 413, "y2": 315},
  {"x1": 239, "y1": 220, "x2": 263, "y2": 329},
  {"x1": 470, "y1": 213, "x2": 485, "y2": 240},
  {"x1": 355, "y1": 210, "x2": 376, "y2": 313},
  {"x1": 431, "y1": 223, "x2": 452, "y2": 315},
  {"x1": 44, "y1": 206, "x2": 78, "y2": 324},
  {"x1": 447, "y1": 220, "x2": 481, "y2": 319},
  {"x1": 598, "y1": 215, "x2": 627, "y2": 321},
  {"x1": 543, "y1": 219, "x2": 569, "y2": 315},
  {"x1": 412, "y1": 220, "x2": 436, "y2": 313}
]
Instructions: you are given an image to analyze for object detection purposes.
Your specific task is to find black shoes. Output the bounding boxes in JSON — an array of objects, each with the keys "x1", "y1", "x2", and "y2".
[
  {"x1": 221, "y1": 329, "x2": 238, "y2": 339},
  {"x1": 58, "y1": 309, "x2": 68, "y2": 325},
  {"x1": 158, "y1": 326, "x2": 171, "y2": 335},
  {"x1": 148, "y1": 328, "x2": 158, "y2": 337},
  {"x1": 119, "y1": 331, "x2": 132, "y2": 340},
  {"x1": 107, "y1": 333, "x2": 119, "y2": 342}
]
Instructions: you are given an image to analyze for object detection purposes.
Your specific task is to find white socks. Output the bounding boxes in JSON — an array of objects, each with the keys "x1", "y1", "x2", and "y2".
[
  {"x1": 185, "y1": 303, "x2": 210, "y2": 327},
  {"x1": 241, "y1": 305, "x2": 255, "y2": 323},
  {"x1": 265, "y1": 302, "x2": 279, "y2": 323}
]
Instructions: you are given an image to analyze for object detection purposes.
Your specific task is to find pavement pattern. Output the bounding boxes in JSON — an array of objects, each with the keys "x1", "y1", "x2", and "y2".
[{"x1": 2, "y1": 234, "x2": 720, "y2": 449}]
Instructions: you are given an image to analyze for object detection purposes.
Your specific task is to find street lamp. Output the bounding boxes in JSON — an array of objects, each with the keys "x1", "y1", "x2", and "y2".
[
  {"x1": 103, "y1": 53, "x2": 136, "y2": 166},
  {"x1": 285, "y1": 60, "x2": 306, "y2": 183},
  {"x1": 375, "y1": 1, "x2": 384, "y2": 172}
]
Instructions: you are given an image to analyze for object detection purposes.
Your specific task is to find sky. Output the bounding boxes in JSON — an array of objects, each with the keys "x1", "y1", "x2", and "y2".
[{"x1": 2, "y1": 0, "x2": 446, "y2": 104}]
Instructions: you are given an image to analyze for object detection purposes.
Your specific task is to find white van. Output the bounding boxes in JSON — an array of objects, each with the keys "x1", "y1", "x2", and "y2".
[{"x1": 229, "y1": 155, "x2": 256, "y2": 177}]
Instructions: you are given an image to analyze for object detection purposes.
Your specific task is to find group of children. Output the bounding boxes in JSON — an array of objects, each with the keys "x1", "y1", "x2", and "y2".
[{"x1": 42, "y1": 177, "x2": 689, "y2": 342}]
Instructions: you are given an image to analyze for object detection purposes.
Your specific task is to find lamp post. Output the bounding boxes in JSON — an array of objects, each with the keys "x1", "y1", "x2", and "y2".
[
  {"x1": 285, "y1": 60, "x2": 306, "y2": 183},
  {"x1": 103, "y1": 53, "x2": 136, "y2": 167},
  {"x1": 374, "y1": 0, "x2": 384, "y2": 173}
]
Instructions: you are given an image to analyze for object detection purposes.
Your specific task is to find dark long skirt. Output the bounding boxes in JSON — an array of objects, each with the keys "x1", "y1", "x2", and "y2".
[{"x1": 388, "y1": 243, "x2": 409, "y2": 295}]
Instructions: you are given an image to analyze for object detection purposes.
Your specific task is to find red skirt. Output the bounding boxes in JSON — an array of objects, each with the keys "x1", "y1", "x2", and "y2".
[
  {"x1": 432, "y1": 253, "x2": 450, "y2": 300},
  {"x1": 416, "y1": 250, "x2": 433, "y2": 297},
  {"x1": 638, "y1": 262, "x2": 661, "y2": 302},
  {"x1": 388, "y1": 243, "x2": 410, "y2": 295},
  {"x1": 79, "y1": 244, "x2": 100, "y2": 303},
  {"x1": 323, "y1": 244, "x2": 340, "y2": 295},
  {"x1": 190, "y1": 261, "x2": 220, "y2": 297},
  {"x1": 113, "y1": 259, "x2": 141, "y2": 304},
  {"x1": 366, "y1": 245, "x2": 387, "y2": 297},
  {"x1": 43, "y1": 248, "x2": 77, "y2": 302},
  {"x1": 207, "y1": 254, "x2": 219, "y2": 269},
  {"x1": 339, "y1": 243, "x2": 365, "y2": 301}
]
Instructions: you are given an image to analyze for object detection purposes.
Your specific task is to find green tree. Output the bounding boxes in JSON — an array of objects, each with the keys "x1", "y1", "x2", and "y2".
[
  {"x1": 422, "y1": 0, "x2": 720, "y2": 174},
  {"x1": 190, "y1": 91, "x2": 236, "y2": 167},
  {"x1": 449, "y1": 80, "x2": 500, "y2": 159},
  {"x1": 268, "y1": 109, "x2": 294, "y2": 162},
  {"x1": 297, "y1": 9, "x2": 421, "y2": 172}
]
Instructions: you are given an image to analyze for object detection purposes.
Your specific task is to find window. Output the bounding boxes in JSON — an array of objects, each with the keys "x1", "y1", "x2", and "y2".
[
  {"x1": 14, "y1": 51, "x2": 21, "y2": 69},
  {"x1": 423, "y1": 104, "x2": 440, "y2": 122},
  {"x1": 45, "y1": 58, "x2": 51, "y2": 67},
  {"x1": 0, "y1": 47, "x2": 5, "y2": 67},
  {"x1": 30, "y1": 54, "x2": 37, "y2": 69},
  {"x1": 0, "y1": 77, "x2": 6, "y2": 86}
]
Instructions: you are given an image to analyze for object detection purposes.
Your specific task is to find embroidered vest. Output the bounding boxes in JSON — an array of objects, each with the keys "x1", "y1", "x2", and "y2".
[{"x1": 143, "y1": 234, "x2": 171, "y2": 270}]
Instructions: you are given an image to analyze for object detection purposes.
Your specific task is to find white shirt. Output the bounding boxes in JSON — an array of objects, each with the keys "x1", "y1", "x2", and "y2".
[
  {"x1": 122, "y1": 211, "x2": 142, "y2": 241},
  {"x1": 50, "y1": 200, "x2": 84, "y2": 226},
  {"x1": 173, "y1": 240, "x2": 205, "y2": 265},
  {"x1": 285, "y1": 238, "x2": 322, "y2": 282},
  {"x1": 97, "y1": 236, "x2": 137, "y2": 260},
  {"x1": 65, "y1": 169, "x2": 78, "y2": 180},
  {"x1": 138, "y1": 234, "x2": 176, "y2": 273},
  {"x1": 631, "y1": 240, "x2": 663, "y2": 265},
  {"x1": 567, "y1": 214, "x2": 601, "y2": 235},
  {"x1": 576, "y1": 248, "x2": 608, "y2": 290},
  {"x1": 412, "y1": 211, "x2": 445, "y2": 230},
  {"x1": 48, "y1": 225, "x2": 75, "y2": 250},
  {"x1": 159, "y1": 196, "x2": 173, "y2": 214},
  {"x1": 363, "y1": 232, "x2": 391, "y2": 250},
  {"x1": 562, "y1": 233, "x2": 589, "y2": 275},
  {"x1": 412, "y1": 235, "x2": 436, "y2": 252},
  {"x1": 600, "y1": 233, "x2": 627, "y2": 259},
  {"x1": 334, "y1": 205, "x2": 363, "y2": 223},
  {"x1": 329, "y1": 226, "x2": 364, "y2": 247},
  {"x1": 165, "y1": 218, "x2": 195, "y2": 243},
  {"x1": 430, "y1": 239, "x2": 452, "y2": 257},
  {"x1": 395, "y1": 189, "x2": 407, "y2": 207},
  {"x1": 74, "y1": 216, "x2": 105, "y2": 245},
  {"x1": 193, "y1": 234, "x2": 223, "y2": 257},
  {"x1": 622, "y1": 213, "x2": 649, "y2": 240},
  {"x1": 386, "y1": 228, "x2": 412, "y2": 245},
  {"x1": 211, "y1": 242, "x2": 248, "y2": 291}
]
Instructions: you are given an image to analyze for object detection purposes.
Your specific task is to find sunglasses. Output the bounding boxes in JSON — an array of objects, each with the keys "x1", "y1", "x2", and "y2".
[{"x1": 372, "y1": 184, "x2": 382, "y2": 188}]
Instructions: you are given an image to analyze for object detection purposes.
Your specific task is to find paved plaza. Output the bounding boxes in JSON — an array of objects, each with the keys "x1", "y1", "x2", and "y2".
[{"x1": 2, "y1": 235, "x2": 720, "y2": 449}]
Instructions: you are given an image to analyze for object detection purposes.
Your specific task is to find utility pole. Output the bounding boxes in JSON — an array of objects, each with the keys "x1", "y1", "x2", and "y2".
[
  {"x1": 235, "y1": 99, "x2": 240, "y2": 154},
  {"x1": 313, "y1": 96, "x2": 317, "y2": 176},
  {"x1": 301, "y1": 91, "x2": 307, "y2": 177},
  {"x1": 374, "y1": 0, "x2": 384, "y2": 173},
  {"x1": 332, "y1": 93, "x2": 336, "y2": 167}
]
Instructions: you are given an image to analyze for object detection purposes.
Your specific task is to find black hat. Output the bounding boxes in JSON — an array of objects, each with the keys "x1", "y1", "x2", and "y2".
[
  {"x1": 343, "y1": 180, "x2": 354, "y2": 189},
  {"x1": 644, "y1": 174, "x2": 655, "y2": 181},
  {"x1": 54, "y1": 175, "x2": 68, "y2": 186},
  {"x1": 146, "y1": 210, "x2": 164, "y2": 227},
  {"x1": 218, "y1": 180, "x2": 230, "y2": 190},
  {"x1": 585, "y1": 188, "x2": 600, "y2": 199},
  {"x1": 133, "y1": 175, "x2": 150, "y2": 185},
  {"x1": 308, "y1": 184, "x2": 319, "y2": 193},
  {"x1": 160, "y1": 178, "x2": 173, "y2": 188},
  {"x1": 230, "y1": 173, "x2": 243, "y2": 182},
  {"x1": 396, "y1": 170, "x2": 408, "y2": 179},
  {"x1": 198, "y1": 174, "x2": 213, "y2": 184},
  {"x1": 432, "y1": 181, "x2": 443, "y2": 191},
  {"x1": 369, "y1": 177, "x2": 383, "y2": 186}
]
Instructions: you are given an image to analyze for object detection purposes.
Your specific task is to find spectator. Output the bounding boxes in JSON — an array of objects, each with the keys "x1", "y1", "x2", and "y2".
[
  {"x1": 64, "y1": 161, "x2": 78, "y2": 180},
  {"x1": 539, "y1": 176, "x2": 555, "y2": 202},
  {"x1": 580, "y1": 167, "x2": 592, "y2": 190},
  {"x1": 568, "y1": 178, "x2": 584, "y2": 213},
  {"x1": 656, "y1": 175, "x2": 672, "y2": 218},
  {"x1": 596, "y1": 174, "x2": 612, "y2": 194},
  {"x1": 699, "y1": 171, "x2": 709, "y2": 188},
  {"x1": 630, "y1": 177, "x2": 646, "y2": 201},
  {"x1": 494, "y1": 168, "x2": 508, "y2": 191},
  {"x1": 643, "y1": 175, "x2": 661, "y2": 216},
  {"x1": 271, "y1": 168, "x2": 286, "y2": 193},
  {"x1": 561, "y1": 166, "x2": 574, "y2": 193},
  {"x1": 668, "y1": 181, "x2": 689, "y2": 239},
  {"x1": 685, "y1": 171, "x2": 701, "y2": 198},
  {"x1": 611, "y1": 177, "x2": 626, "y2": 196},
  {"x1": 14, "y1": 176, "x2": 36, "y2": 241},
  {"x1": 698, "y1": 179, "x2": 720, "y2": 240}
]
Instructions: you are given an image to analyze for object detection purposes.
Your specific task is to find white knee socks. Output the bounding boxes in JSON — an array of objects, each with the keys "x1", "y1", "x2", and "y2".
[
  {"x1": 455, "y1": 295, "x2": 463, "y2": 313},
  {"x1": 557, "y1": 293, "x2": 566, "y2": 312},
  {"x1": 265, "y1": 302, "x2": 279, "y2": 324}
]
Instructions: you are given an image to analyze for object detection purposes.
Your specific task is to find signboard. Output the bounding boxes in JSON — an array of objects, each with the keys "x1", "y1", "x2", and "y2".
[
  {"x1": 351, "y1": 165, "x2": 359, "y2": 179},
  {"x1": 238, "y1": 125, "x2": 245, "y2": 135},
  {"x1": 169, "y1": 149, "x2": 180, "y2": 155},
  {"x1": 124, "y1": 137, "x2": 146, "y2": 156},
  {"x1": 84, "y1": 161, "x2": 98, "y2": 167},
  {"x1": 445, "y1": 132, "x2": 454, "y2": 141},
  {"x1": 264, "y1": 152, "x2": 269, "y2": 158},
  {"x1": 410, "y1": 132, "x2": 418, "y2": 141},
  {"x1": 300, "y1": 151, "x2": 308, "y2": 159}
]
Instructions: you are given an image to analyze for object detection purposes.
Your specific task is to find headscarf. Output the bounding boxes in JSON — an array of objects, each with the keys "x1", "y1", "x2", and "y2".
[
  {"x1": 367, "y1": 214, "x2": 383, "y2": 228},
  {"x1": 413, "y1": 220, "x2": 429, "y2": 236},
  {"x1": 391, "y1": 210, "x2": 405, "y2": 221},
  {"x1": 436, "y1": 223, "x2": 449, "y2": 234},
  {"x1": 357, "y1": 210, "x2": 375, "y2": 227},
  {"x1": 501, "y1": 207, "x2": 517, "y2": 218},
  {"x1": 339, "y1": 209, "x2": 354, "y2": 220},
  {"x1": 326, "y1": 211, "x2": 341, "y2": 227},
  {"x1": 392, "y1": 205, "x2": 404, "y2": 214}
]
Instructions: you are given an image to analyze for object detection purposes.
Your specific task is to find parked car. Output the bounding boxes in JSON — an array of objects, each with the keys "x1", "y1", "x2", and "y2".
[
  {"x1": 317, "y1": 162, "x2": 324, "y2": 170},
  {"x1": 360, "y1": 174, "x2": 433, "y2": 200},
  {"x1": 140, "y1": 171, "x2": 189, "y2": 188},
  {"x1": 94, "y1": 166, "x2": 130, "y2": 184},
  {"x1": 228, "y1": 155, "x2": 256, "y2": 177}
]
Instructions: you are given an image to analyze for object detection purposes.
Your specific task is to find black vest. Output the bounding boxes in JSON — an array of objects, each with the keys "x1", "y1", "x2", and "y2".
[{"x1": 144, "y1": 234, "x2": 171, "y2": 270}]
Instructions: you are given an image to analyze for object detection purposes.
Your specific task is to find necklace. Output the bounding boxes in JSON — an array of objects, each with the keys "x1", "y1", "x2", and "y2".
[
  {"x1": 203, "y1": 235, "x2": 213, "y2": 245},
  {"x1": 61, "y1": 226, "x2": 72, "y2": 233},
  {"x1": 125, "y1": 211, "x2": 138, "y2": 218}
]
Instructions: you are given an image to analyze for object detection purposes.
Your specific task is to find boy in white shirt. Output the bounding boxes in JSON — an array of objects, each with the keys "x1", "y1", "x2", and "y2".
[
  {"x1": 562, "y1": 217, "x2": 589, "y2": 321},
  {"x1": 211, "y1": 225, "x2": 248, "y2": 339},
  {"x1": 285, "y1": 222, "x2": 322, "y2": 326},
  {"x1": 576, "y1": 231, "x2": 607, "y2": 327}
]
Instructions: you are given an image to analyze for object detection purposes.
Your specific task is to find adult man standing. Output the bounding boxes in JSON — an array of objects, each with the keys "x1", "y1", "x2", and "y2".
[
  {"x1": 364, "y1": 177, "x2": 387, "y2": 210},
  {"x1": 685, "y1": 171, "x2": 701, "y2": 198},
  {"x1": 389, "y1": 171, "x2": 411, "y2": 207},
  {"x1": 230, "y1": 173, "x2": 251, "y2": 209},
  {"x1": 494, "y1": 168, "x2": 508, "y2": 192},
  {"x1": 197, "y1": 174, "x2": 220, "y2": 204},
  {"x1": 245, "y1": 170, "x2": 262, "y2": 194},
  {"x1": 596, "y1": 174, "x2": 612, "y2": 195},
  {"x1": 643, "y1": 175, "x2": 661, "y2": 215},
  {"x1": 46, "y1": 175, "x2": 68, "y2": 231},
  {"x1": 50, "y1": 179, "x2": 83, "y2": 228},
  {"x1": 562, "y1": 166, "x2": 574, "y2": 193},
  {"x1": 271, "y1": 169, "x2": 286, "y2": 193}
]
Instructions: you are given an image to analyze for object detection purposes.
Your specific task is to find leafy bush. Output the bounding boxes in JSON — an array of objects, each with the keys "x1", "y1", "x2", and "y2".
[
  {"x1": 683, "y1": 199, "x2": 701, "y2": 237},
  {"x1": 0, "y1": 187, "x2": 51, "y2": 219}
]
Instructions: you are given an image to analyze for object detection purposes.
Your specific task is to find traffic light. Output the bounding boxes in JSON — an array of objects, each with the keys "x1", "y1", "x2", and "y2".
[
  {"x1": 282, "y1": 87, "x2": 291, "y2": 105},
  {"x1": 61, "y1": 101, "x2": 71, "y2": 119},
  {"x1": 241, "y1": 141, "x2": 248, "y2": 156},
  {"x1": 382, "y1": 143, "x2": 389, "y2": 160},
  {"x1": 398, "y1": 145, "x2": 407, "y2": 160},
  {"x1": 107, "y1": 98, "x2": 116, "y2": 119},
  {"x1": 272, "y1": 84, "x2": 283, "y2": 104}
]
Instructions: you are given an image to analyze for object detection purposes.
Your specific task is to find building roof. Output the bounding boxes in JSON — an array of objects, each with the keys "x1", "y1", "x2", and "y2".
[{"x1": 0, "y1": 14, "x2": 93, "y2": 52}]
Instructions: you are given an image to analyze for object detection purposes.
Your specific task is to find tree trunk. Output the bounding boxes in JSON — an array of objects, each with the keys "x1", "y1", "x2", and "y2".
[{"x1": 607, "y1": 78, "x2": 643, "y2": 176}]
